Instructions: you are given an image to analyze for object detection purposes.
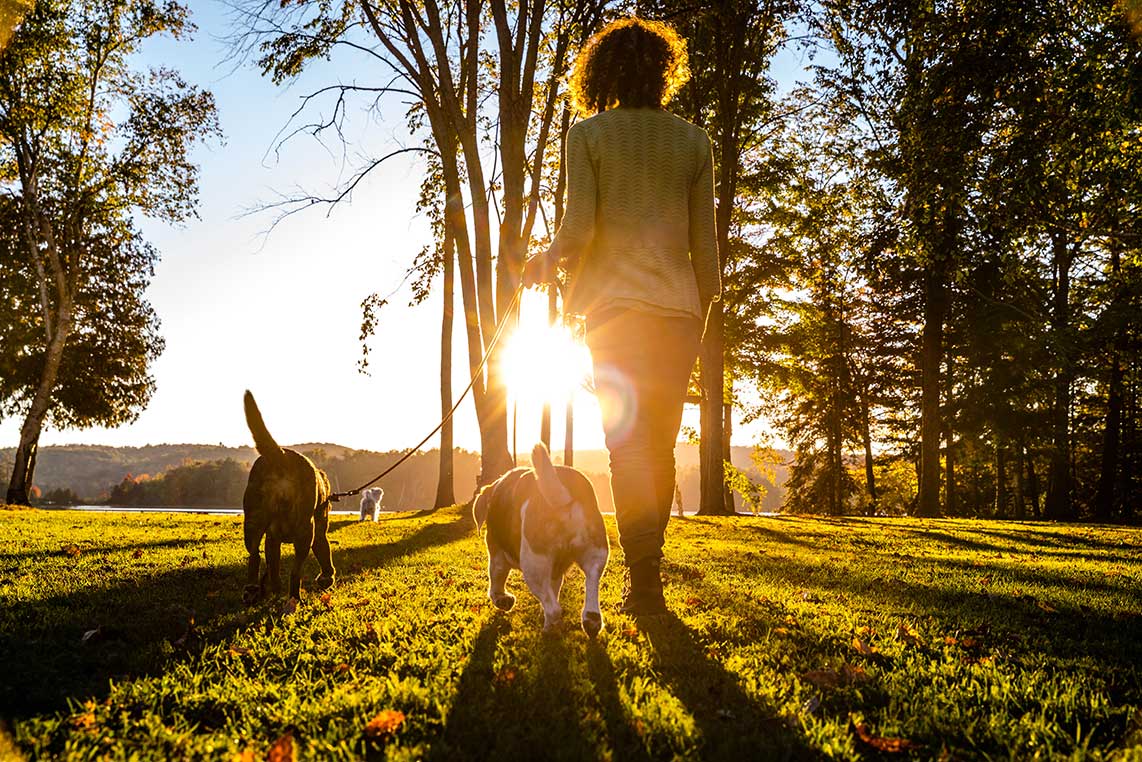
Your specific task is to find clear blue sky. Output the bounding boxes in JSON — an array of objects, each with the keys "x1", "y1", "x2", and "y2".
[{"x1": 0, "y1": 3, "x2": 814, "y2": 454}]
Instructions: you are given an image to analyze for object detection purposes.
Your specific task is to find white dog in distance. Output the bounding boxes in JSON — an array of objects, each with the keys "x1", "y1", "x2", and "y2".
[{"x1": 359, "y1": 487, "x2": 384, "y2": 521}]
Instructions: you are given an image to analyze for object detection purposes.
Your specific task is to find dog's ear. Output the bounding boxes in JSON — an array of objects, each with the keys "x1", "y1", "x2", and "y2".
[{"x1": 471, "y1": 485, "x2": 493, "y2": 529}]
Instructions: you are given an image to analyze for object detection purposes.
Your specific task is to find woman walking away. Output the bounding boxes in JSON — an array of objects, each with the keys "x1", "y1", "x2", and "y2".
[{"x1": 524, "y1": 17, "x2": 720, "y2": 616}]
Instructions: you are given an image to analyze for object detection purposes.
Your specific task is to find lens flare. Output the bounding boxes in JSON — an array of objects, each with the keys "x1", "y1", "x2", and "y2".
[{"x1": 499, "y1": 318, "x2": 593, "y2": 407}]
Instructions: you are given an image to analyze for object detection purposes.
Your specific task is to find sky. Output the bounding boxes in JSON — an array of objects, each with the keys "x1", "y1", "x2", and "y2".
[{"x1": 0, "y1": 3, "x2": 812, "y2": 455}]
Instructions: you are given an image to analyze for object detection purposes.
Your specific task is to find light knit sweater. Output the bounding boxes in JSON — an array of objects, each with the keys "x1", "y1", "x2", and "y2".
[{"x1": 548, "y1": 107, "x2": 721, "y2": 322}]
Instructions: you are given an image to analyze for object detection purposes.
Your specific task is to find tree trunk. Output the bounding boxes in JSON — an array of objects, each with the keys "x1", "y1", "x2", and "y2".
[
  {"x1": 7, "y1": 302, "x2": 72, "y2": 505},
  {"x1": 994, "y1": 436, "x2": 1008, "y2": 518},
  {"x1": 697, "y1": 307, "x2": 730, "y2": 515},
  {"x1": 434, "y1": 229, "x2": 456, "y2": 509},
  {"x1": 860, "y1": 383, "x2": 877, "y2": 513},
  {"x1": 943, "y1": 351, "x2": 956, "y2": 517},
  {"x1": 1014, "y1": 435, "x2": 1026, "y2": 520},
  {"x1": 1027, "y1": 448, "x2": 1042, "y2": 518},
  {"x1": 1044, "y1": 236, "x2": 1074, "y2": 520},
  {"x1": 1094, "y1": 241, "x2": 1123, "y2": 522},
  {"x1": 723, "y1": 394, "x2": 734, "y2": 513},
  {"x1": 917, "y1": 266, "x2": 949, "y2": 517}
]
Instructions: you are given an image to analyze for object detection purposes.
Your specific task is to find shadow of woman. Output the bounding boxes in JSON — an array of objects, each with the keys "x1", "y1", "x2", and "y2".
[{"x1": 638, "y1": 613, "x2": 811, "y2": 760}]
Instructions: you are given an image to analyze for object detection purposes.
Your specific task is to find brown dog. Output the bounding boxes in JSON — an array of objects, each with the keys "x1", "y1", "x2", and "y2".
[
  {"x1": 241, "y1": 391, "x2": 335, "y2": 604},
  {"x1": 472, "y1": 443, "x2": 609, "y2": 636}
]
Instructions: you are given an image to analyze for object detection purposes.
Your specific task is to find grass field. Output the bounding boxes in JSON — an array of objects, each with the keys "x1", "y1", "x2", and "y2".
[{"x1": 2, "y1": 504, "x2": 1141, "y2": 760}]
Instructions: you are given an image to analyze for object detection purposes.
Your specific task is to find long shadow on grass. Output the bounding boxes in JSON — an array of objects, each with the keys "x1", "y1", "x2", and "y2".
[
  {"x1": 0, "y1": 510, "x2": 473, "y2": 719},
  {"x1": 639, "y1": 614, "x2": 809, "y2": 760},
  {"x1": 428, "y1": 618, "x2": 608, "y2": 762},
  {"x1": 694, "y1": 548, "x2": 1142, "y2": 676}
]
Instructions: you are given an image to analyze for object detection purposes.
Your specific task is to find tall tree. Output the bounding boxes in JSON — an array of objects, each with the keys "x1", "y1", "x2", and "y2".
[
  {"x1": 651, "y1": 0, "x2": 793, "y2": 515},
  {"x1": 0, "y1": 0, "x2": 218, "y2": 504},
  {"x1": 239, "y1": 0, "x2": 602, "y2": 485}
]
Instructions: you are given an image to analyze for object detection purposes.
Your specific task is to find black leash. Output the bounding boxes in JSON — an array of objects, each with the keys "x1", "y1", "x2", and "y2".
[{"x1": 329, "y1": 282, "x2": 526, "y2": 502}]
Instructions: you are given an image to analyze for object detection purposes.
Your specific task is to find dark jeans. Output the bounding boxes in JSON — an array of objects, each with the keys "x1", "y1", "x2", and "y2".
[{"x1": 586, "y1": 308, "x2": 702, "y2": 565}]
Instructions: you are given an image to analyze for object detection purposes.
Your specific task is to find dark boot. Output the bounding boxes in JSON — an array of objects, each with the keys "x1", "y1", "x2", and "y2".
[{"x1": 620, "y1": 557, "x2": 667, "y2": 615}]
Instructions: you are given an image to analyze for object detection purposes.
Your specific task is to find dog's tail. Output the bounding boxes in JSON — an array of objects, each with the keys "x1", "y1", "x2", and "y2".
[
  {"x1": 531, "y1": 442, "x2": 572, "y2": 508},
  {"x1": 244, "y1": 391, "x2": 284, "y2": 462}
]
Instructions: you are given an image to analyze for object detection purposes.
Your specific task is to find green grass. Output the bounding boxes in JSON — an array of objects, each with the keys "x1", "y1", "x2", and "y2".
[{"x1": 2, "y1": 506, "x2": 1141, "y2": 760}]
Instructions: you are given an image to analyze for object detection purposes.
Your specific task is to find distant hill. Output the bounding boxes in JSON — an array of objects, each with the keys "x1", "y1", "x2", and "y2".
[{"x1": 2, "y1": 442, "x2": 790, "y2": 511}]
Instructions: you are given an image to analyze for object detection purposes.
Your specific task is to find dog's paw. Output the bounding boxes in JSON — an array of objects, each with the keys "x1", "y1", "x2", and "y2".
[
  {"x1": 492, "y1": 593, "x2": 516, "y2": 612},
  {"x1": 241, "y1": 585, "x2": 262, "y2": 605},
  {"x1": 581, "y1": 611, "x2": 603, "y2": 639},
  {"x1": 314, "y1": 573, "x2": 336, "y2": 591}
]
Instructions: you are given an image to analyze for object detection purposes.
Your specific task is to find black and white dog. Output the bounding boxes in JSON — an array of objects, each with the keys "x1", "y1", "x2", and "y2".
[{"x1": 472, "y1": 443, "x2": 609, "y2": 636}]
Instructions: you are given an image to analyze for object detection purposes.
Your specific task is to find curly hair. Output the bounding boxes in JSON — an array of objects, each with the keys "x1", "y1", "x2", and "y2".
[{"x1": 568, "y1": 17, "x2": 690, "y2": 117}]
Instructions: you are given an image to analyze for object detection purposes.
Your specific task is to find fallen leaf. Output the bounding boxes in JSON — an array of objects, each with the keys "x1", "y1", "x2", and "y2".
[
  {"x1": 1036, "y1": 600, "x2": 1058, "y2": 613},
  {"x1": 852, "y1": 636, "x2": 876, "y2": 655},
  {"x1": 319, "y1": 593, "x2": 333, "y2": 609},
  {"x1": 801, "y1": 670, "x2": 841, "y2": 688},
  {"x1": 853, "y1": 719, "x2": 922, "y2": 752},
  {"x1": 364, "y1": 709, "x2": 405, "y2": 739},
  {"x1": 229, "y1": 749, "x2": 255, "y2": 762},
  {"x1": 335, "y1": 663, "x2": 350, "y2": 675},
  {"x1": 960, "y1": 637, "x2": 980, "y2": 650},
  {"x1": 63, "y1": 544, "x2": 81, "y2": 558},
  {"x1": 840, "y1": 663, "x2": 870, "y2": 683},
  {"x1": 495, "y1": 667, "x2": 518, "y2": 685},
  {"x1": 622, "y1": 626, "x2": 638, "y2": 638},
  {"x1": 228, "y1": 646, "x2": 251, "y2": 657},
  {"x1": 71, "y1": 701, "x2": 96, "y2": 729},
  {"x1": 685, "y1": 596, "x2": 705, "y2": 607},
  {"x1": 132, "y1": 549, "x2": 144, "y2": 559},
  {"x1": 944, "y1": 636, "x2": 958, "y2": 646},
  {"x1": 979, "y1": 576, "x2": 991, "y2": 586},
  {"x1": 282, "y1": 597, "x2": 299, "y2": 616},
  {"x1": 267, "y1": 731, "x2": 294, "y2": 762},
  {"x1": 896, "y1": 622, "x2": 923, "y2": 647},
  {"x1": 772, "y1": 627, "x2": 790, "y2": 636}
]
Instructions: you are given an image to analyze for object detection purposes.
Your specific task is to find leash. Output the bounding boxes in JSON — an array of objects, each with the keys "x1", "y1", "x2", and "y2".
[{"x1": 329, "y1": 281, "x2": 527, "y2": 502}]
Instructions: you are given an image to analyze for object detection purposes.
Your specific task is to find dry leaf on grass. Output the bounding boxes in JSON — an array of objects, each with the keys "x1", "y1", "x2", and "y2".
[
  {"x1": 1036, "y1": 600, "x2": 1058, "y2": 613},
  {"x1": 228, "y1": 646, "x2": 251, "y2": 657},
  {"x1": 896, "y1": 622, "x2": 923, "y2": 647},
  {"x1": 852, "y1": 719, "x2": 922, "y2": 752},
  {"x1": 319, "y1": 593, "x2": 333, "y2": 608},
  {"x1": 801, "y1": 670, "x2": 842, "y2": 688},
  {"x1": 840, "y1": 664, "x2": 870, "y2": 683},
  {"x1": 132, "y1": 549, "x2": 144, "y2": 559},
  {"x1": 801, "y1": 664, "x2": 869, "y2": 688},
  {"x1": 364, "y1": 710, "x2": 405, "y2": 739},
  {"x1": 71, "y1": 701, "x2": 96, "y2": 729},
  {"x1": 334, "y1": 663, "x2": 350, "y2": 675},
  {"x1": 63, "y1": 544, "x2": 81, "y2": 558},
  {"x1": 267, "y1": 731, "x2": 294, "y2": 762},
  {"x1": 852, "y1": 636, "x2": 877, "y2": 655}
]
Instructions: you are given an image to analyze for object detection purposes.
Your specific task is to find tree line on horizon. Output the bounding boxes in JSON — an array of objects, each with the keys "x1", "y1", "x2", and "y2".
[{"x1": 1, "y1": 0, "x2": 1139, "y2": 519}]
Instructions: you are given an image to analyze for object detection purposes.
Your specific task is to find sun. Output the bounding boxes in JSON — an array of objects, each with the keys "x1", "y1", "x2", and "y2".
[{"x1": 499, "y1": 299, "x2": 593, "y2": 408}]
